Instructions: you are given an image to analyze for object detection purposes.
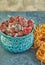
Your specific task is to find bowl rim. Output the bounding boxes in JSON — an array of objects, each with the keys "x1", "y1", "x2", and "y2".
[{"x1": 0, "y1": 29, "x2": 34, "y2": 39}]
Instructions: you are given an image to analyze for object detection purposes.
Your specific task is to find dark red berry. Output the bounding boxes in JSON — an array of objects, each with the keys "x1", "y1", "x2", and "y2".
[
  {"x1": 28, "y1": 20, "x2": 34, "y2": 28},
  {"x1": 23, "y1": 26, "x2": 32, "y2": 35},
  {"x1": 14, "y1": 16, "x2": 19, "y2": 22},
  {"x1": 8, "y1": 17, "x2": 14, "y2": 23},
  {"x1": 10, "y1": 28, "x2": 15, "y2": 33},
  {"x1": 11, "y1": 32, "x2": 15, "y2": 37},
  {"x1": 2, "y1": 21, "x2": 8, "y2": 26},
  {"x1": 18, "y1": 30, "x2": 23, "y2": 37},
  {"x1": 19, "y1": 17, "x2": 28, "y2": 27}
]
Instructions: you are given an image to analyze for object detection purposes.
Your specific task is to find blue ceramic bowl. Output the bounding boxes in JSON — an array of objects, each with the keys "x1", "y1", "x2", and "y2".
[
  {"x1": 0, "y1": 30, "x2": 34, "y2": 53},
  {"x1": 0, "y1": 31, "x2": 34, "y2": 53}
]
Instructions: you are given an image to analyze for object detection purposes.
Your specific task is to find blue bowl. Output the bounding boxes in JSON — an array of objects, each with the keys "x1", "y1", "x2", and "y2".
[{"x1": 0, "y1": 31, "x2": 34, "y2": 53}]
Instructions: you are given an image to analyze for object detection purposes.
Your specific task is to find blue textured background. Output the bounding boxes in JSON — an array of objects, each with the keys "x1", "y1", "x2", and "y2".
[{"x1": 0, "y1": 12, "x2": 45, "y2": 65}]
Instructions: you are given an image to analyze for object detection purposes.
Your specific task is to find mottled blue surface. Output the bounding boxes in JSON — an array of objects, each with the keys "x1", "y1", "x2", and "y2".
[{"x1": 0, "y1": 12, "x2": 45, "y2": 65}]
